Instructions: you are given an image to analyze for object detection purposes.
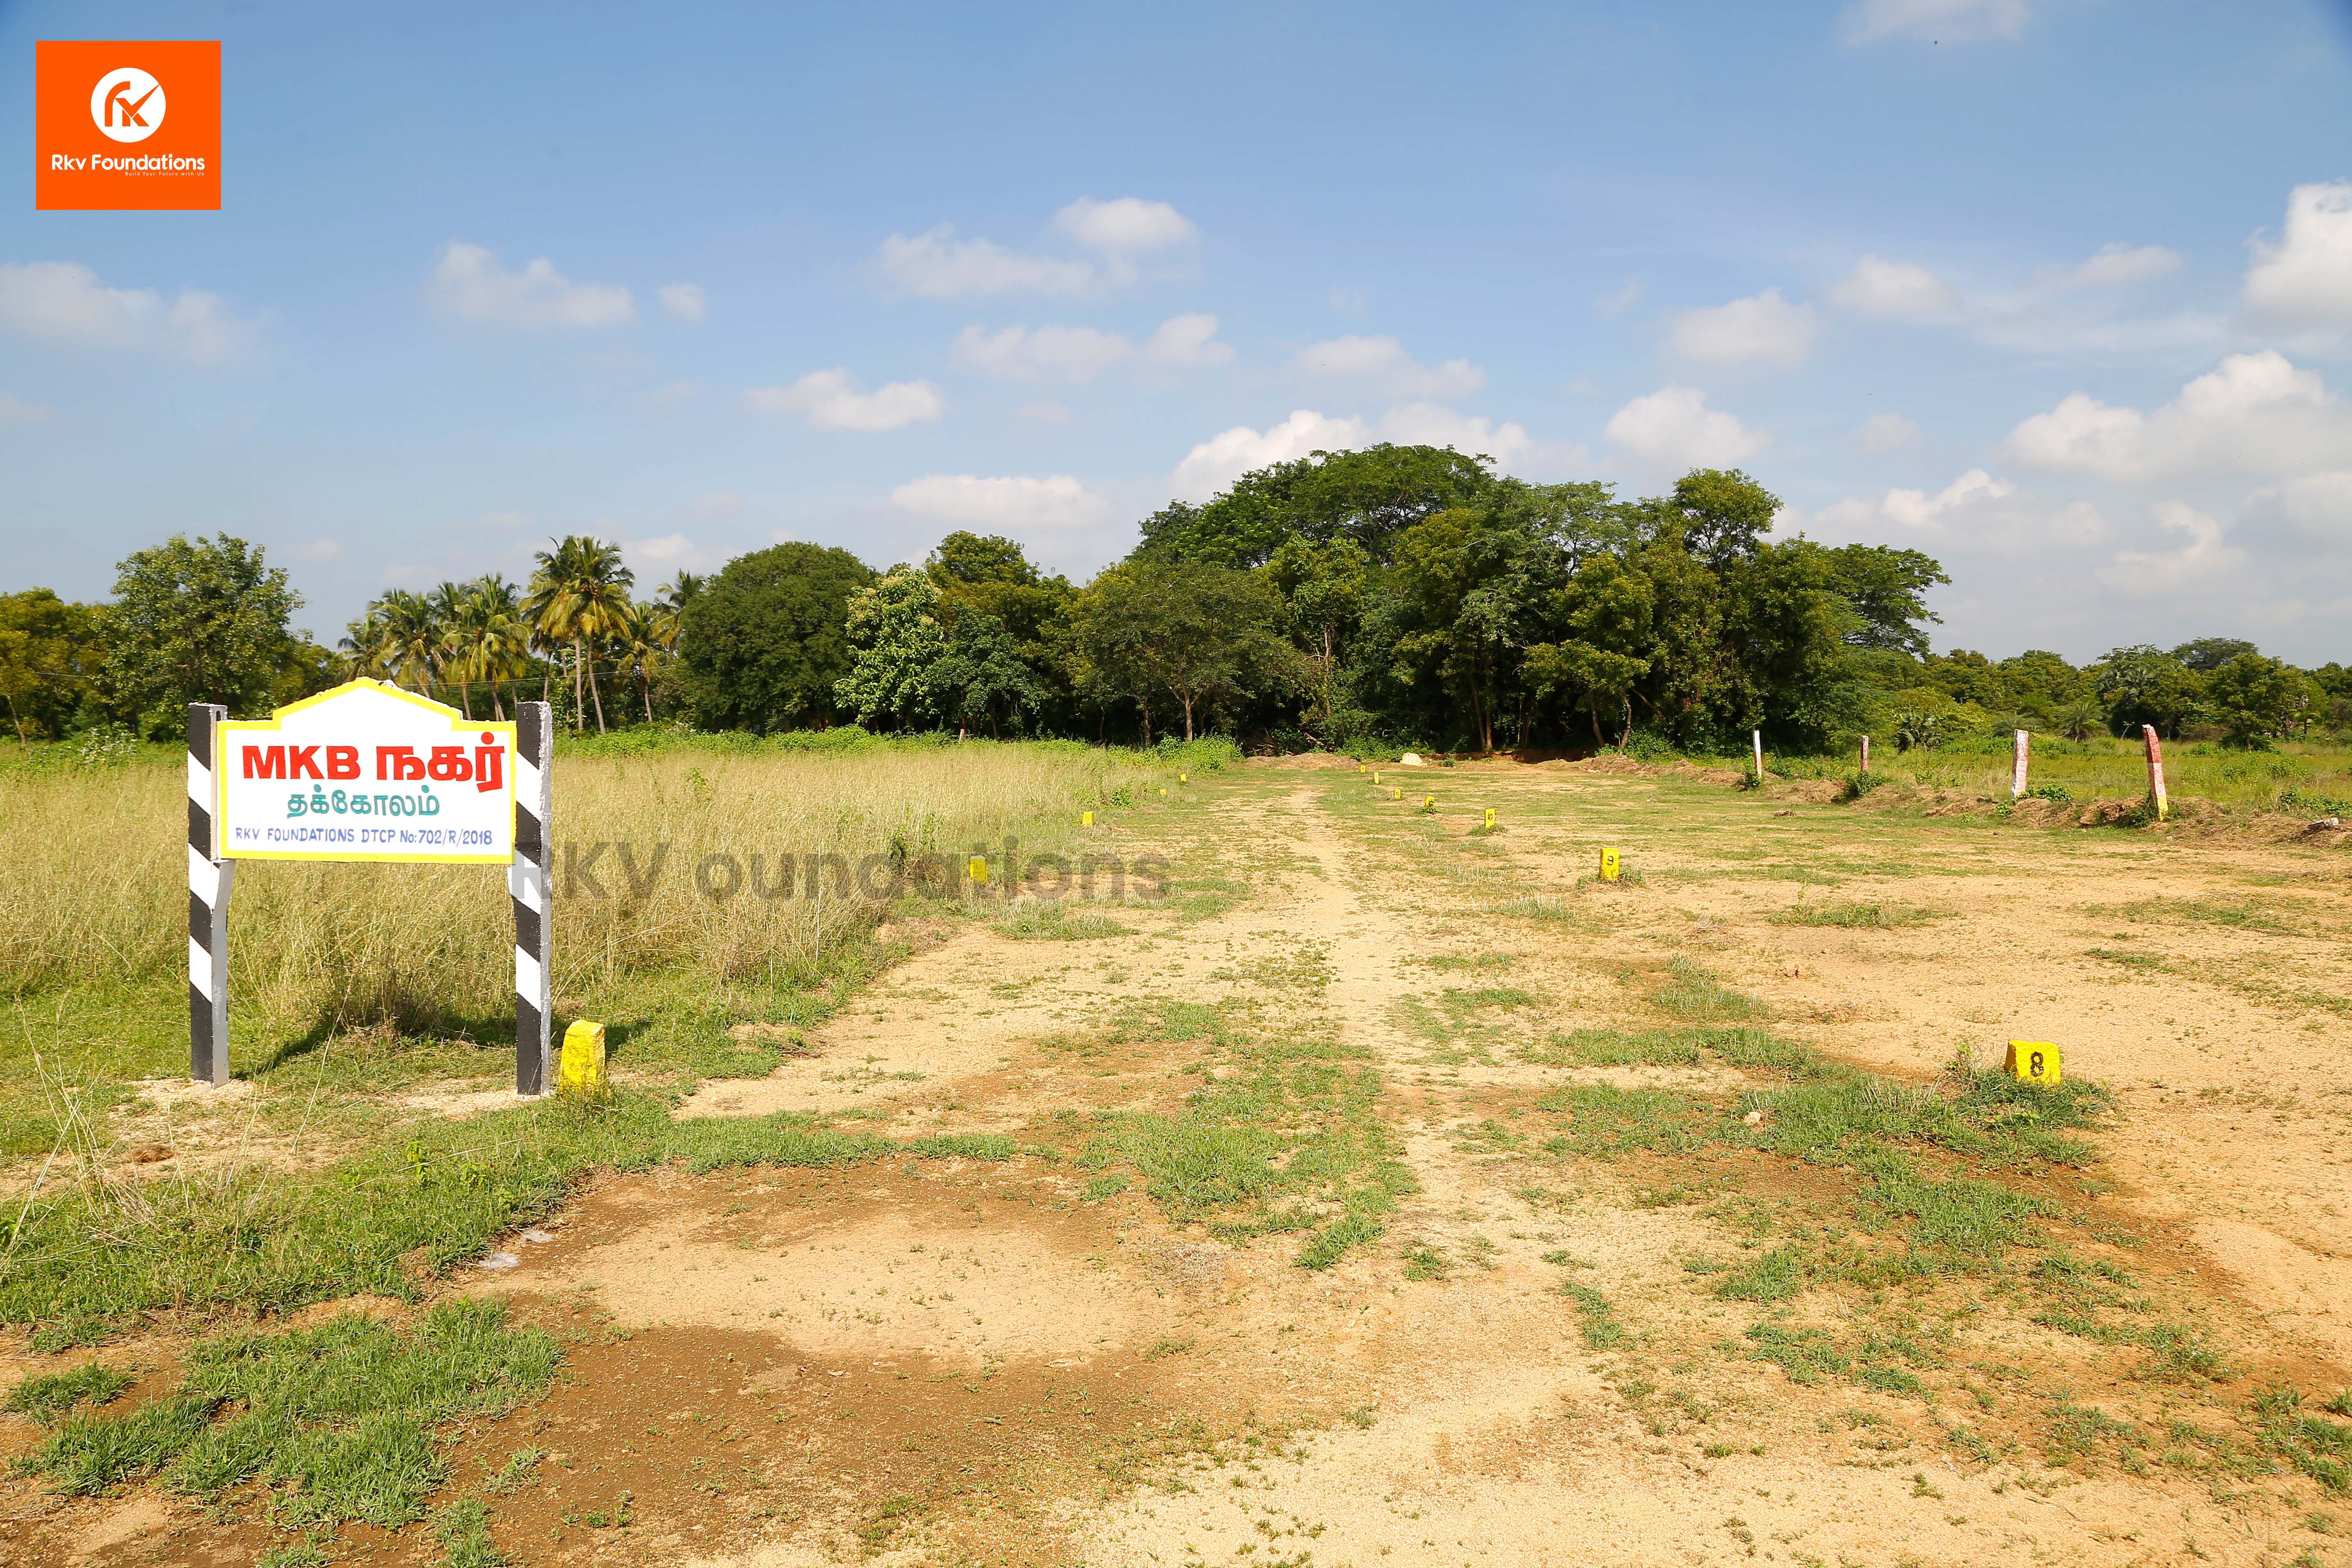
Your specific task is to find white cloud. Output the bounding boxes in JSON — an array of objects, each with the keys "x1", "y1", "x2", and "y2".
[
  {"x1": 2067, "y1": 244, "x2": 2181, "y2": 287},
  {"x1": 2097, "y1": 500, "x2": 2244, "y2": 599},
  {"x1": 1809, "y1": 469, "x2": 2107, "y2": 552},
  {"x1": 1145, "y1": 312, "x2": 1232, "y2": 369},
  {"x1": 1595, "y1": 278, "x2": 1642, "y2": 319},
  {"x1": 1860, "y1": 412, "x2": 1920, "y2": 451},
  {"x1": 0, "y1": 391, "x2": 52, "y2": 423},
  {"x1": 1831, "y1": 256, "x2": 1961, "y2": 321},
  {"x1": 1604, "y1": 385, "x2": 1768, "y2": 471},
  {"x1": 429, "y1": 241, "x2": 634, "y2": 330},
  {"x1": 2243, "y1": 180, "x2": 2352, "y2": 334},
  {"x1": 2003, "y1": 351, "x2": 2352, "y2": 481},
  {"x1": 1329, "y1": 286, "x2": 1370, "y2": 315},
  {"x1": 625, "y1": 533, "x2": 724, "y2": 575},
  {"x1": 952, "y1": 313, "x2": 1230, "y2": 383},
  {"x1": 877, "y1": 226, "x2": 1096, "y2": 299},
  {"x1": 953, "y1": 323, "x2": 1133, "y2": 383},
  {"x1": 658, "y1": 283, "x2": 706, "y2": 323},
  {"x1": 1378, "y1": 401, "x2": 1587, "y2": 478},
  {"x1": 289, "y1": 538, "x2": 343, "y2": 563},
  {"x1": 1169, "y1": 409, "x2": 1373, "y2": 501},
  {"x1": 743, "y1": 369, "x2": 946, "y2": 432},
  {"x1": 1841, "y1": 0, "x2": 2028, "y2": 43},
  {"x1": 1053, "y1": 197, "x2": 1197, "y2": 255},
  {"x1": 1294, "y1": 336, "x2": 1485, "y2": 398},
  {"x1": 2236, "y1": 471, "x2": 2352, "y2": 552},
  {"x1": 889, "y1": 473, "x2": 1115, "y2": 531},
  {"x1": 644, "y1": 379, "x2": 702, "y2": 405},
  {"x1": 0, "y1": 261, "x2": 258, "y2": 363},
  {"x1": 1020, "y1": 399, "x2": 1071, "y2": 423},
  {"x1": 1668, "y1": 287, "x2": 1817, "y2": 368},
  {"x1": 689, "y1": 491, "x2": 744, "y2": 519}
]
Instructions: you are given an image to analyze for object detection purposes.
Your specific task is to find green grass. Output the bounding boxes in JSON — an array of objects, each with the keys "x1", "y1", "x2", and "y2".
[
  {"x1": 433, "y1": 1496, "x2": 506, "y2": 1568},
  {"x1": 0, "y1": 1092, "x2": 1015, "y2": 1338},
  {"x1": 1651, "y1": 960, "x2": 1766, "y2": 1024},
  {"x1": 20, "y1": 1300, "x2": 557, "y2": 1528},
  {"x1": 1771, "y1": 901, "x2": 1947, "y2": 929},
  {"x1": 4, "y1": 1361, "x2": 134, "y2": 1425},
  {"x1": 995, "y1": 905, "x2": 1131, "y2": 941},
  {"x1": 1714, "y1": 1246, "x2": 1809, "y2": 1302},
  {"x1": 1559, "y1": 1282, "x2": 1625, "y2": 1349},
  {"x1": 1744, "y1": 1324, "x2": 1848, "y2": 1386}
]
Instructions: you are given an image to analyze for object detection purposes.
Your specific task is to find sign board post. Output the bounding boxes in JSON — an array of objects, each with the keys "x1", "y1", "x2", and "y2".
[{"x1": 194, "y1": 680, "x2": 549, "y2": 1091}]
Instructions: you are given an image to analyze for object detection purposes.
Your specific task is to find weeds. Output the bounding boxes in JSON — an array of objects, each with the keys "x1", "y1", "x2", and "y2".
[{"x1": 4, "y1": 1361, "x2": 133, "y2": 1425}]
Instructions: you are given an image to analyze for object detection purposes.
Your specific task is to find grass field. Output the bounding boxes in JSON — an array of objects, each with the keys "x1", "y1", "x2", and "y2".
[{"x1": 2, "y1": 737, "x2": 2350, "y2": 1567}]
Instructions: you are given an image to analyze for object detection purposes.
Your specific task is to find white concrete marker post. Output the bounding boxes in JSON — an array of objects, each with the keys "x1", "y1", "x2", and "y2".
[
  {"x1": 1752, "y1": 730, "x2": 1765, "y2": 782},
  {"x1": 2142, "y1": 724, "x2": 2169, "y2": 821},
  {"x1": 2011, "y1": 729, "x2": 2029, "y2": 800},
  {"x1": 187, "y1": 704, "x2": 234, "y2": 1086},
  {"x1": 1860, "y1": 734, "x2": 1870, "y2": 776}
]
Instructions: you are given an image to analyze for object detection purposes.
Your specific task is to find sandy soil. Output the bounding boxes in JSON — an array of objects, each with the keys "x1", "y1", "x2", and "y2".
[{"x1": 11, "y1": 762, "x2": 2352, "y2": 1568}]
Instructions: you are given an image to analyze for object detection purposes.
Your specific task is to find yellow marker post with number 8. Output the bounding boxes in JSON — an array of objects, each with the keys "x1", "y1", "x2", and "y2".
[
  {"x1": 2005, "y1": 1040, "x2": 2061, "y2": 1085},
  {"x1": 1599, "y1": 847, "x2": 1620, "y2": 883},
  {"x1": 1483, "y1": 808, "x2": 1496, "y2": 830}
]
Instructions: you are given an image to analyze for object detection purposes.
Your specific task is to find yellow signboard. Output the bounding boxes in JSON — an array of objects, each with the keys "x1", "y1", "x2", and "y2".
[
  {"x1": 214, "y1": 680, "x2": 517, "y2": 864},
  {"x1": 1599, "y1": 847, "x2": 1620, "y2": 882},
  {"x1": 2005, "y1": 1040, "x2": 2061, "y2": 1085}
]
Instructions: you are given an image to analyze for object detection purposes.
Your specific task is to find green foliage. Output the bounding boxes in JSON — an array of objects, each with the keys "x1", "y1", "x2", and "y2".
[
  {"x1": 1771, "y1": 900, "x2": 1942, "y2": 928},
  {"x1": 1073, "y1": 558, "x2": 1301, "y2": 741},
  {"x1": 2204, "y1": 652, "x2": 2311, "y2": 746},
  {"x1": 4, "y1": 1362, "x2": 134, "y2": 1425},
  {"x1": 0, "y1": 588, "x2": 104, "y2": 744},
  {"x1": 676, "y1": 542, "x2": 875, "y2": 733},
  {"x1": 834, "y1": 566, "x2": 952, "y2": 730},
  {"x1": 20, "y1": 1300, "x2": 557, "y2": 1529},
  {"x1": 96, "y1": 534, "x2": 302, "y2": 737}
]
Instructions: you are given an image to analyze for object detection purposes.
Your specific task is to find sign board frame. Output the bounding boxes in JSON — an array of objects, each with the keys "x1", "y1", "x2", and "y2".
[{"x1": 186, "y1": 687, "x2": 555, "y2": 1094}]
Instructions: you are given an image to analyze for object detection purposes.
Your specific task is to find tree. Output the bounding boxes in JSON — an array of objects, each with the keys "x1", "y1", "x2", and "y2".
[
  {"x1": 1822, "y1": 544, "x2": 1949, "y2": 657},
  {"x1": 609, "y1": 599, "x2": 678, "y2": 724},
  {"x1": 676, "y1": 542, "x2": 874, "y2": 733},
  {"x1": 1382, "y1": 505, "x2": 1561, "y2": 751},
  {"x1": 1136, "y1": 444, "x2": 1497, "y2": 568},
  {"x1": 523, "y1": 537, "x2": 634, "y2": 733},
  {"x1": 377, "y1": 590, "x2": 442, "y2": 697},
  {"x1": 924, "y1": 533, "x2": 1077, "y2": 728},
  {"x1": 929, "y1": 531, "x2": 1039, "y2": 587},
  {"x1": 2094, "y1": 646, "x2": 2203, "y2": 738},
  {"x1": 2203, "y1": 653, "x2": 2306, "y2": 746},
  {"x1": 2171, "y1": 637, "x2": 2258, "y2": 674},
  {"x1": 1262, "y1": 535, "x2": 1370, "y2": 732},
  {"x1": 0, "y1": 589, "x2": 102, "y2": 744},
  {"x1": 834, "y1": 567, "x2": 951, "y2": 731},
  {"x1": 928, "y1": 605, "x2": 1048, "y2": 736},
  {"x1": 1524, "y1": 553, "x2": 1655, "y2": 748},
  {"x1": 98, "y1": 534, "x2": 302, "y2": 736},
  {"x1": 1073, "y1": 561, "x2": 1298, "y2": 741}
]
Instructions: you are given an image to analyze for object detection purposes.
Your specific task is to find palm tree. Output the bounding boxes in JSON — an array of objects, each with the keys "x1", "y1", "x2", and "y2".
[
  {"x1": 337, "y1": 605, "x2": 396, "y2": 681},
  {"x1": 523, "y1": 537, "x2": 634, "y2": 733},
  {"x1": 377, "y1": 590, "x2": 442, "y2": 697},
  {"x1": 610, "y1": 599, "x2": 679, "y2": 724},
  {"x1": 442, "y1": 578, "x2": 528, "y2": 720}
]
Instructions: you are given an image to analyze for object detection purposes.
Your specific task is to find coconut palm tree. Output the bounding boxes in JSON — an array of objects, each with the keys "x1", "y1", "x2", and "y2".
[
  {"x1": 337, "y1": 604, "x2": 396, "y2": 681},
  {"x1": 377, "y1": 590, "x2": 442, "y2": 697},
  {"x1": 523, "y1": 537, "x2": 633, "y2": 733},
  {"x1": 442, "y1": 578, "x2": 528, "y2": 720},
  {"x1": 610, "y1": 599, "x2": 679, "y2": 724}
]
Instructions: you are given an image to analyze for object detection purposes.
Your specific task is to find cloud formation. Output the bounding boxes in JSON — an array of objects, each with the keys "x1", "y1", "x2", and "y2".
[
  {"x1": 1604, "y1": 385, "x2": 1768, "y2": 471},
  {"x1": 951, "y1": 313, "x2": 1232, "y2": 383},
  {"x1": 1807, "y1": 469, "x2": 2107, "y2": 553},
  {"x1": 889, "y1": 473, "x2": 1116, "y2": 530},
  {"x1": 2097, "y1": 500, "x2": 2243, "y2": 599},
  {"x1": 879, "y1": 197, "x2": 1199, "y2": 298},
  {"x1": 1841, "y1": 0, "x2": 2028, "y2": 44},
  {"x1": 743, "y1": 369, "x2": 946, "y2": 432},
  {"x1": 2003, "y1": 352, "x2": 2352, "y2": 482},
  {"x1": 0, "y1": 261, "x2": 258, "y2": 363},
  {"x1": 1832, "y1": 256, "x2": 1960, "y2": 321},
  {"x1": 429, "y1": 242, "x2": 635, "y2": 330},
  {"x1": 2243, "y1": 180, "x2": 2352, "y2": 336},
  {"x1": 1860, "y1": 412, "x2": 1919, "y2": 451},
  {"x1": 658, "y1": 283, "x2": 706, "y2": 323},
  {"x1": 1293, "y1": 336, "x2": 1485, "y2": 397},
  {"x1": 1168, "y1": 401, "x2": 1580, "y2": 501},
  {"x1": 1669, "y1": 287, "x2": 1817, "y2": 368}
]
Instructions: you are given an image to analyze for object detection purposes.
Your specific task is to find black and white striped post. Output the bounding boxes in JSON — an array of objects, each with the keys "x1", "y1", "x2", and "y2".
[
  {"x1": 187, "y1": 703, "x2": 234, "y2": 1086},
  {"x1": 510, "y1": 702, "x2": 554, "y2": 1096}
]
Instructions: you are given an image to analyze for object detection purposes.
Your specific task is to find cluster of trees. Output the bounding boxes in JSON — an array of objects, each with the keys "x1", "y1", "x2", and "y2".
[
  {"x1": 4, "y1": 445, "x2": 2343, "y2": 753},
  {"x1": 339, "y1": 538, "x2": 684, "y2": 729}
]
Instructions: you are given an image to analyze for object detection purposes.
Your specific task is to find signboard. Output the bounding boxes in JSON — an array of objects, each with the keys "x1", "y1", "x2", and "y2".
[{"x1": 214, "y1": 680, "x2": 516, "y2": 864}]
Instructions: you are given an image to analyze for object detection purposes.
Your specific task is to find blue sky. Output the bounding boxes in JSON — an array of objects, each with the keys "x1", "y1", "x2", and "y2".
[{"x1": 4, "y1": 0, "x2": 2352, "y2": 662}]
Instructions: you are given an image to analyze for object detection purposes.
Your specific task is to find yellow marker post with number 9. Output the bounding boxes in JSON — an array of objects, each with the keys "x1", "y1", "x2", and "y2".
[
  {"x1": 1599, "y1": 847, "x2": 1620, "y2": 883},
  {"x1": 1483, "y1": 808, "x2": 1496, "y2": 830},
  {"x1": 559, "y1": 1020, "x2": 607, "y2": 1097},
  {"x1": 2005, "y1": 1040, "x2": 2061, "y2": 1085}
]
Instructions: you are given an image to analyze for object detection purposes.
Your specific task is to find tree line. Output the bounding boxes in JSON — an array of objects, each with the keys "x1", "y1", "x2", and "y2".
[{"x1": 4, "y1": 444, "x2": 2344, "y2": 752}]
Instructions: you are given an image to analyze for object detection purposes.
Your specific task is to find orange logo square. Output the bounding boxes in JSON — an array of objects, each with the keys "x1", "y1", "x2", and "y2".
[{"x1": 35, "y1": 40, "x2": 220, "y2": 211}]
